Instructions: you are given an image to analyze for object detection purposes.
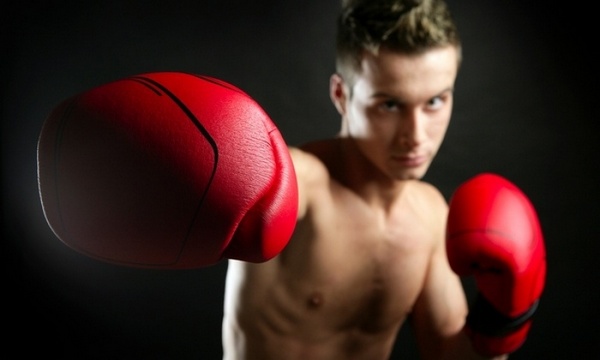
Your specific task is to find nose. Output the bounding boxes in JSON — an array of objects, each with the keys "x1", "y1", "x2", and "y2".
[{"x1": 396, "y1": 109, "x2": 426, "y2": 149}]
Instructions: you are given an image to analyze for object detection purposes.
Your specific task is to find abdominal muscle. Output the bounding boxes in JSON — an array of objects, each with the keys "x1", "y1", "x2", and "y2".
[
  {"x1": 222, "y1": 204, "x2": 432, "y2": 360},
  {"x1": 223, "y1": 261, "x2": 408, "y2": 360}
]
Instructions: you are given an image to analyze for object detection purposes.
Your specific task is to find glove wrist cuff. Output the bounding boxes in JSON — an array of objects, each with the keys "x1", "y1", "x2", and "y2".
[{"x1": 467, "y1": 293, "x2": 539, "y2": 337}]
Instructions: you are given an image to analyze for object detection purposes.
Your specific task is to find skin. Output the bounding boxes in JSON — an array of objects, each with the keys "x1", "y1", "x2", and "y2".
[{"x1": 222, "y1": 46, "x2": 507, "y2": 360}]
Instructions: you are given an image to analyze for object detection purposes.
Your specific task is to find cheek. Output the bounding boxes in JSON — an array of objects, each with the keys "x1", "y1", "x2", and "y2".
[
  {"x1": 347, "y1": 103, "x2": 375, "y2": 137},
  {"x1": 426, "y1": 115, "x2": 451, "y2": 144},
  {"x1": 356, "y1": 118, "x2": 396, "y2": 144},
  {"x1": 357, "y1": 107, "x2": 398, "y2": 138}
]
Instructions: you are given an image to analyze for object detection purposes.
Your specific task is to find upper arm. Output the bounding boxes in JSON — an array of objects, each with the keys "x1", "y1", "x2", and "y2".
[{"x1": 410, "y1": 185, "x2": 469, "y2": 359}]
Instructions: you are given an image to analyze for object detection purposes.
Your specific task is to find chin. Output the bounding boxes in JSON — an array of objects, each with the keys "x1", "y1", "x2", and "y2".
[
  {"x1": 389, "y1": 171, "x2": 423, "y2": 182},
  {"x1": 390, "y1": 164, "x2": 431, "y2": 181}
]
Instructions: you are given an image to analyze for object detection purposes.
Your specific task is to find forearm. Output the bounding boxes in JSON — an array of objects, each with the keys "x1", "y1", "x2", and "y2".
[{"x1": 441, "y1": 328, "x2": 508, "y2": 360}]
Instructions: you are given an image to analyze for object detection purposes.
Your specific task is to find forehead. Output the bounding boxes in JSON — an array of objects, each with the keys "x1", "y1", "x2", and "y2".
[{"x1": 353, "y1": 46, "x2": 459, "y2": 99}]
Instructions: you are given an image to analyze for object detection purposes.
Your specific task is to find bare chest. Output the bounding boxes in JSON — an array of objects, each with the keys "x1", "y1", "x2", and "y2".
[{"x1": 276, "y1": 195, "x2": 435, "y2": 333}]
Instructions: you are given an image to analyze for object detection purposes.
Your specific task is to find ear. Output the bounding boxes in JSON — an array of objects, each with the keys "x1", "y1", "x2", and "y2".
[{"x1": 330, "y1": 73, "x2": 348, "y2": 116}]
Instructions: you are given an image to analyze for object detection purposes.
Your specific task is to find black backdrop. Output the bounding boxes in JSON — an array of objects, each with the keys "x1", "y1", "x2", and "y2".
[{"x1": 3, "y1": 1, "x2": 598, "y2": 358}]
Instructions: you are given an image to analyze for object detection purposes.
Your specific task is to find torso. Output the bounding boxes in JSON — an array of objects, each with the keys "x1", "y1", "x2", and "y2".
[{"x1": 222, "y1": 139, "x2": 447, "y2": 360}]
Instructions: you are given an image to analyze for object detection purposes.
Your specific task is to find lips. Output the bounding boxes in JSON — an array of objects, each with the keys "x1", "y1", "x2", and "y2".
[{"x1": 391, "y1": 154, "x2": 427, "y2": 167}]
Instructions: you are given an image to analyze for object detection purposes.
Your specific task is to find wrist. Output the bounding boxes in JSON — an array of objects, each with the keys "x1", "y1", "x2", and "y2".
[
  {"x1": 465, "y1": 293, "x2": 539, "y2": 356},
  {"x1": 467, "y1": 293, "x2": 539, "y2": 336}
]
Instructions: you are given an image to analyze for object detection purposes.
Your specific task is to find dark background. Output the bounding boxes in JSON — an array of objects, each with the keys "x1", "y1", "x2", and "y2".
[{"x1": 3, "y1": 1, "x2": 597, "y2": 358}]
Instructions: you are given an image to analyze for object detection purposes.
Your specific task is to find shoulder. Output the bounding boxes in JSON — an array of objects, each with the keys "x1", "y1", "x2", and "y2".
[
  {"x1": 288, "y1": 140, "x2": 333, "y2": 187},
  {"x1": 288, "y1": 140, "x2": 338, "y2": 219},
  {"x1": 407, "y1": 181, "x2": 449, "y2": 224},
  {"x1": 288, "y1": 146, "x2": 327, "y2": 181},
  {"x1": 412, "y1": 180, "x2": 446, "y2": 203}
]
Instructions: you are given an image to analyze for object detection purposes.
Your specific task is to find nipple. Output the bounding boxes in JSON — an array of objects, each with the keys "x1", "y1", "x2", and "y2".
[{"x1": 307, "y1": 292, "x2": 324, "y2": 309}]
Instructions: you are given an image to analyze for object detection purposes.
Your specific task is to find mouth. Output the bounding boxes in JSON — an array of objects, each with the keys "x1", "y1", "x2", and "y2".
[{"x1": 391, "y1": 154, "x2": 428, "y2": 168}]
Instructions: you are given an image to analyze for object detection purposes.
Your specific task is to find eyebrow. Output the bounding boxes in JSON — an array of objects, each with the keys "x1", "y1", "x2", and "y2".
[{"x1": 371, "y1": 87, "x2": 454, "y2": 101}]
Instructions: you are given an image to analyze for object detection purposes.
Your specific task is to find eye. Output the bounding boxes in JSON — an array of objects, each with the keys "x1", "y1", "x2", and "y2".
[
  {"x1": 379, "y1": 99, "x2": 401, "y2": 112},
  {"x1": 426, "y1": 93, "x2": 451, "y2": 111},
  {"x1": 426, "y1": 96, "x2": 444, "y2": 110}
]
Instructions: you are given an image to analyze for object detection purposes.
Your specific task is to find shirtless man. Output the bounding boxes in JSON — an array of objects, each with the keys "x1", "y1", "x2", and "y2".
[
  {"x1": 222, "y1": 1, "x2": 533, "y2": 359},
  {"x1": 36, "y1": 0, "x2": 544, "y2": 358}
]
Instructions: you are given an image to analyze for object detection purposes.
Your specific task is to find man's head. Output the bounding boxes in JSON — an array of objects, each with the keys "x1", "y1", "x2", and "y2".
[
  {"x1": 335, "y1": 0, "x2": 461, "y2": 87},
  {"x1": 331, "y1": 0, "x2": 461, "y2": 181}
]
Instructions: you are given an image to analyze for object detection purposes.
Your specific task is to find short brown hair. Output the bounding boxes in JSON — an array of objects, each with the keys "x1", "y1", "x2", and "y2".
[{"x1": 336, "y1": 0, "x2": 461, "y2": 84}]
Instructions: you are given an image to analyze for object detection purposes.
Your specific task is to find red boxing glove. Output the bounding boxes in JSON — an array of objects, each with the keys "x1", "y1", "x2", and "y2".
[
  {"x1": 446, "y1": 173, "x2": 546, "y2": 357},
  {"x1": 37, "y1": 72, "x2": 298, "y2": 269}
]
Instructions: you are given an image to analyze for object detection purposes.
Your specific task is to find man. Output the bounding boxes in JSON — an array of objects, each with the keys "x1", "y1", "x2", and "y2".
[
  {"x1": 36, "y1": 0, "x2": 544, "y2": 358},
  {"x1": 222, "y1": 0, "x2": 507, "y2": 359}
]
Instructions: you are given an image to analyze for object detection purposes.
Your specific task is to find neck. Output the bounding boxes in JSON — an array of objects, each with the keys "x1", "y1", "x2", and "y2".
[{"x1": 334, "y1": 137, "x2": 410, "y2": 211}]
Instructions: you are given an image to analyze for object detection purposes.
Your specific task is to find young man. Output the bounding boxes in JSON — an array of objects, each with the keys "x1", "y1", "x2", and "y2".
[
  {"x1": 222, "y1": 0, "x2": 507, "y2": 359},
  {"x1": 36, "y1": 0, "x2": 543, "y2": 358}
]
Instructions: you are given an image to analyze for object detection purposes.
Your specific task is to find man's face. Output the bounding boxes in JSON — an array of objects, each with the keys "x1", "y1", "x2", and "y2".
[{"x1": 333, "y1": 46, "x2": 459, "y2": 181}]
